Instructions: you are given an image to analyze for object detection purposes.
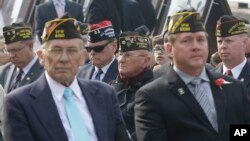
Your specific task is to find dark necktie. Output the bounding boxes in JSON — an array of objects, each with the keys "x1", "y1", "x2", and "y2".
[
  {"x1": 9, "y1": 69, "x2": 23, "y2": 92},
  {"x1": 224, "y1": 69, "x2": 233, "y2": 77},
  {"x1": 94, "y1": 69, "x2": 103, "y2": 80}
]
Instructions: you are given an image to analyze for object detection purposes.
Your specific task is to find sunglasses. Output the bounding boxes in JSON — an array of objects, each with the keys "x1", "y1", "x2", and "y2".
[
  {"x1": 85, "y1": 41, "x2": 111, "y2": 53},
  {"x1": 246, "y1": 52, "x2": 250, "y2": 58}
]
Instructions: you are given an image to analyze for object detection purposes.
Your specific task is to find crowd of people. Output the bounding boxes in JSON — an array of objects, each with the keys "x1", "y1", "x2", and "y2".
[{"x1": 0, "y1": 0, "x2": 250, "y2": 141}]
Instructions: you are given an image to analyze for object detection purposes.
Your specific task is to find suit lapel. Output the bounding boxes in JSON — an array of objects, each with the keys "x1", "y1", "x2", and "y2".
[
  {"x1": 78, "y1": 80, "x2": 107, "y2": 140},
  {"x1": 65, "y1": 1, "x2": 70, "y2": 13},
  {"x1": 214, "y1": 65, "x2": 223, "y2": 74},
  {"x1": 5, "y1": 64, "x2": 15, "y2": 92},
  {"x1": 167, "y1": 68, "x2": 221, "y2": 132},
  {"x1": 207, "y1": 72, "x2": 226, "y2": 134},
  {"x1": 30, "y1": 75, "x2": 68, "y2": 141},
  {"x1": 48, "y1": 1, "x2": 58, "y2": 18},
  {"x1": 83, "y1": 64, "x2": 95, "y2": 80},
  {"x1": 103, "y1": 59, "x2": 118, "y2": 83},
  {"x1": 20, "y1": 59, "x2": 44, "y2": 87},
  {"x1": 238, "y1": 61, "x2": 250, "y2": 86}
]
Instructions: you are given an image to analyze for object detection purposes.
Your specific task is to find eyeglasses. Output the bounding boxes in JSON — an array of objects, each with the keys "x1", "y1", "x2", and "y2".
[
  {"x1": 245, "y1": 52, "x2": 250, "y2": 58},
  {"x1": 46, "y1": 47, "x2": 82, "y2": 56},
  {"x1": 85, "y1": 41, "x2": 111, "y2": 53},
  {"x1": 117, "y1": 52, "x2": 146, "y2": 60},
  {"x1": 3, "y1": 44, "x2": 26, "y2": 54},
  {"x1": 153, "y1": 46, "x2": 165, "y2": 52}
]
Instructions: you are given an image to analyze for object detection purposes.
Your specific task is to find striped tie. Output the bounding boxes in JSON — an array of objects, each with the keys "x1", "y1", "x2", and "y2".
[
  {"x1": 189, "y1": 78, "x2": 218, "y2": 131},
  {"x1": 9, "y1": 69, "x2": 23, "y2": 92}
]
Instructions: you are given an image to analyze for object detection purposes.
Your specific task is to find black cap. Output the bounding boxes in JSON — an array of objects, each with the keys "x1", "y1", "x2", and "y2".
[
  {"x1": 163, "y1": 8, "x2": 205, "y2": 37},
  {"x1": 3, "y1": 22, "x2": 32, "y2": 44},
  {"x1": 216, "y1": 15, "x2": 248, "y2": 37},
  {"x1": 119, "y1": 32, "x2": 150, "y2": 52},
  {"x1": 88, "y1": 20, "x2": 116, "y2": 43},
  {"x1": 41, "y1": 13, "x2": 82, "y2": 42}
]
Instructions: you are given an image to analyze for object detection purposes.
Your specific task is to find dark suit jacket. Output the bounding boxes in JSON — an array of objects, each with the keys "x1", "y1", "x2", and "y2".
[
  {"x1": 3, "y1": 75, "x2": 130, "y2": 141},
  {"x1": 77, "y1": 59, "x2": 119, "y2": 84},
  {"x1": 86, "y1": 0, "x2": 121, "y2": 34},
  {"x1": 153, "y1": 62, "x2": 172, "y2": 79},
  {"x1": 135, "y1": 67, "x2": 250, "y2": 141},
  {"x1": 121, "y1": 0, "x2": 156, "y2": 32},
  {"x1": 111, "y1": 69, "x2": 153, "y2": 140},
  {"x1": 0, "y1": 59, "x2": 44, "y2": 93},
  {"x1": 35, "y1": 1, "x2": 83, "y2": 43},
  {"x1": 213, "y1": 61, "x2": 250, "y2": 96}
]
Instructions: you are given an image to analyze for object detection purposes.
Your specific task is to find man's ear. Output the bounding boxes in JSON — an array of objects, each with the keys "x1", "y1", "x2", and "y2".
[
  {"x1": 36, "y1": 49, "x2": 45, "y2": 66},
  {"x1": 110, "y1": 40, "x2": 117, "y2": 53},
  {"x1": 242, "y1": 36, "x2": 249, "y2": 50},
  {"x1": 165, "y1": 42, "x2": 173, "y2": 58},
  {"x1": 144, "y1": 53, "x2": 151, "y2": 64},
  {"x1": 79, "y1": 49, "x2": 88, "y2": 66}
]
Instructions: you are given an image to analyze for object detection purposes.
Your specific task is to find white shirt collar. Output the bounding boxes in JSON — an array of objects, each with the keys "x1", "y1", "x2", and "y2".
[
  {"x1": 52, "y1": 0, "x2": 66, "y2": 6},
  {"x1": 94, "y1": 56, "x2": 115, "y2": 75},
  {"x1": 173, "y1": 65, "x2": 209, "y2": 85},
  {"x1": 45, "y1": 71, "x2": 83, "y2": 101},
  {"x1": 223, "y1": 58, "x2": 247, "y2": 79},
  {"x1": 21, "y1": 55, "x2": 37, "y2": 76}
]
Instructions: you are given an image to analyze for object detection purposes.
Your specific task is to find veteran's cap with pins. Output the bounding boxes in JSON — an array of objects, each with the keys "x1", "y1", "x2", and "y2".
[
  {"x1": 216, "y1": 15, "x2": 248, "y2": 37},
  {"x1": 163, "y1": 8, "x2": 205, "y2": 37},
  {"x1": 41, "y1": 13, "x2": 82, "y2": 42},
  {"x1": 119, "y1": 31, "x2": 150, "y2": 52},
  {"x1": 3, "y1": 22, "x2": 32, "y2": 44},
  {"x1": 88, "y1": 20, "x2": 116, "y2": 43}
]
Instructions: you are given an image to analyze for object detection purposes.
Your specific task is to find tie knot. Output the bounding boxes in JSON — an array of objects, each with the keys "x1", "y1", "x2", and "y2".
[
  {"x1": 225, "y1": 69, "x2": 233, "y2": 76},
  {"x1": 97, "y1": 68, "x2": 103, "y2": 75},
  {"x1": 64, "y1": 87, "x2": 73, "y2": 99},
  {"x1": 94, "y1": 68, "x2": 103, "y2": 80},
  {"x1": 18, "y1": 69, "x2": 23, "y2": 74},
  {"x1": 190, "y1": 78, "x2": 202, "y2": 86}
]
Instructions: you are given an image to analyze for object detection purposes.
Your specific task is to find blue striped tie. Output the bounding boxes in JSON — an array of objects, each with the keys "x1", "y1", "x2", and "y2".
[
  {"x1": 64, "y1": 88, "x2": 90, "y2": 141},
  {"x1": 189, "y1": 78, "x2": 218, "y2": 131}
]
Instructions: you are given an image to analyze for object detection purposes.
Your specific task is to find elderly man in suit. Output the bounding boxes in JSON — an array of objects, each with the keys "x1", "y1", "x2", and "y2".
[
  {"x1": 213, "y1": 15, "x2": 250, "y2": 95},
  {"x1": 134, "y1": 9, "x2": 250, "y2": 141},
  {"x1": 77, "y1": 20, "x2": 118, "y2": 84},
  {"x1": 2, "y1": 14, "x2": 130, "y2": 141},
  {"x1": 35, "y1": 0, "x2": 84, "y2": 43},
  {"x1": 0, "y1": 22, "x2": 44, "y2": 93}
]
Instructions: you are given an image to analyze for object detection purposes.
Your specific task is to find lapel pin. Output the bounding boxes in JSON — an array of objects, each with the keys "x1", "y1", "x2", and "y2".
[
  {"x1": 178, "y1": 88, "x2": 185, "y2": 95},
  {"x1": 240, "y1": 78, "x2": 244, "y2": 82},
  {"x1": 26, "y1": 77, "x2": 30, "y2": 81}
]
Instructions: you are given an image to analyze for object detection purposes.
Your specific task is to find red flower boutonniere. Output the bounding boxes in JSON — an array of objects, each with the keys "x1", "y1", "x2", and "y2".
[{"x1": 215, "y1": 78, "x2": 231, "y2": 90}]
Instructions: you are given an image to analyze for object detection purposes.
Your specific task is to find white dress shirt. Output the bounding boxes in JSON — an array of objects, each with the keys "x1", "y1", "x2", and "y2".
[
  {"x1": 92, "y1": 56, "x2": 115, "y2": 81},
  {"x1": 45, "y1": 72, "x2": 98, "y2": 141},
  {"x1": 223, "y1": 58, "x2": 247, "y2": 79},
  {"x1": 10, "y1": 55, "x2": 38, "y2": 87}
]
